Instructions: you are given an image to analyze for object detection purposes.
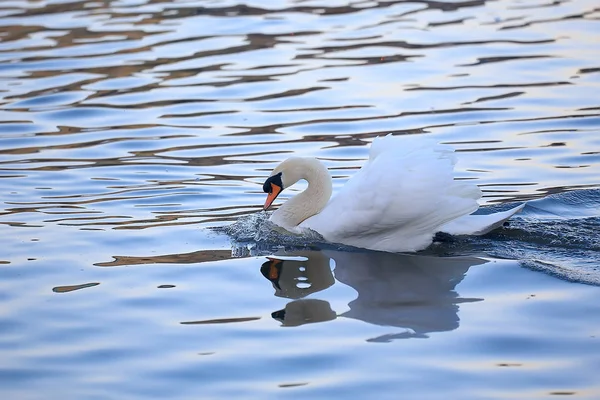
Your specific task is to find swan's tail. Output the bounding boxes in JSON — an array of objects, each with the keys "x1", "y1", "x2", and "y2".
[{"x1": 439, "y1": 203, "x2": 526, "y2": 236}]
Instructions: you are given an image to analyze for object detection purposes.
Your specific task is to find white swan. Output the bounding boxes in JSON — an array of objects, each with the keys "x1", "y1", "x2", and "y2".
[{"x1": 262, "y1": 135, "x2": 524, "y2": 253}]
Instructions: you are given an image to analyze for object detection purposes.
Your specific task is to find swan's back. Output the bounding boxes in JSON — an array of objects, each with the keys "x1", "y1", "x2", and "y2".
[{"x1": 302, "y1": 135, "x2": 481, "y2": 252}]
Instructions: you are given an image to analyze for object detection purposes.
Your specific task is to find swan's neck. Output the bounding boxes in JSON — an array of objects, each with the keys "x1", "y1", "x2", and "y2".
[{"x1": 270, "y1": 158, "x2": 332, "y2": 232}]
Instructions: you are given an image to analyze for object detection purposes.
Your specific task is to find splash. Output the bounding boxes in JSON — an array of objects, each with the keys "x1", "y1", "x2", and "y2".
[{"x1": 214, "y1": 211, "x2": 329, "y2": 257}]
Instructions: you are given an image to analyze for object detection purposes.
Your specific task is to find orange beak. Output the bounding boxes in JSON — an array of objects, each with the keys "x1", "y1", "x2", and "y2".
[{"x1": 263, "y1": 183, "x2": 282, "y2": 210}]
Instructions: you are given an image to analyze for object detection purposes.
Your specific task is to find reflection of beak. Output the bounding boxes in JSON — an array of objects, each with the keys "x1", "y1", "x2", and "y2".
[
  {"x1": 266, "y1": 257, "x2": 282, "y2": 280},
  {"x1": 260, "y1": 258, "x2": 283, "y2": 290},
  {"x1": 263, "y1": 183, "x2": 282, "y2": 210},
  {"x1": 271, "y1": 309, "x2": 286, "y2": 323}
]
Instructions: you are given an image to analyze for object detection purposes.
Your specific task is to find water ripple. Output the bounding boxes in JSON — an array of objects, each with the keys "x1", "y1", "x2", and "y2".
[{"x1": 1, "y1": 0, "x2": 600, "y2": 398}]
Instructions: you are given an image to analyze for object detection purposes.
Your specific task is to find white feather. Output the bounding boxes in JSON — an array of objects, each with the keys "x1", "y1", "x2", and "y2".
[{"x1": 266, "y1": 135, "x2": 523, "y2": 253}]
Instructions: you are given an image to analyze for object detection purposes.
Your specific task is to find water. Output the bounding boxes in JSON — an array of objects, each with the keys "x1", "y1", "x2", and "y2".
[{"x1": 1, "y1": 0, "x2": 600, "y2": 398}]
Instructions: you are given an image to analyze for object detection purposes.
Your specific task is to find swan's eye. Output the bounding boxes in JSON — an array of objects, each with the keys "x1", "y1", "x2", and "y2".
[{"x1": 263, "y1": 172, "x2": 283, "y2": 193}]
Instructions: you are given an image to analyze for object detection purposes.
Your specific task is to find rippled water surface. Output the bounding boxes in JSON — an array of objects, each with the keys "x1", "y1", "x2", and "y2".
[{"x1": 1, "y1": 0, "x2": 600, "y2": 398}]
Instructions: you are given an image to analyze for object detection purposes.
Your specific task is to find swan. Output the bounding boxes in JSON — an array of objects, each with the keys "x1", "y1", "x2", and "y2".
[{"x1": 262, "y1": 135, "x2": 524, "y2": 253}]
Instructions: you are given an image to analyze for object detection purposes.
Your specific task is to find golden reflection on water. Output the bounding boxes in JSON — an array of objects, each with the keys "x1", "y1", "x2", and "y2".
[{"x1": 95, "y1": 249, "x2": 234, "y2": 267}]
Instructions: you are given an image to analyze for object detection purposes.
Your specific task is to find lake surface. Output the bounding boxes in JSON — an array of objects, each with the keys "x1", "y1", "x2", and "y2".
[{"x1": 1, "y1": 0, "x2": 599, "y2": 398}]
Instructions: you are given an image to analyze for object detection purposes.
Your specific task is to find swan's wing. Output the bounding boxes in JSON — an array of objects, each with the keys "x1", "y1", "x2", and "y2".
[
  {"x1": 369, "y1": 134, "x2": 452, "y2": 163},
  {"x1": 439, "y1": 203, "x2": 525, "y2": 236},
  {"x1": 303, "y1": 137, "x2": 481, "y2": 252}
]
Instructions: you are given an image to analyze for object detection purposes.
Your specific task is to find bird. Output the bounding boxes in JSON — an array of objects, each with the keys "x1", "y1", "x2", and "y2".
[{"x1": 261, "y1": 135, "x2": 524, "y2": 253}]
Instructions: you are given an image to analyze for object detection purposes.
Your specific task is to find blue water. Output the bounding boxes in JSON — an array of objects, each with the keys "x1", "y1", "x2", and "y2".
[{"x1": 1, "y1": 0, "x2": 600, "y2": 398}]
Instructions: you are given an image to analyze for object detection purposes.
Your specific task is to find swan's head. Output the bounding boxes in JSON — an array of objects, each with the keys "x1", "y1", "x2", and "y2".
[
  {"x1": 263, "y1": 171, "x2": 284, "y2": 210},
  {"x1": 262, "y1": 157, "x2": 307, "y2": 210}
]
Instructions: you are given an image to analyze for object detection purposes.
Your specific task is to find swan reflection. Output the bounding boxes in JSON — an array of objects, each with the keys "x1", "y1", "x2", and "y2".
[
  {"x1": 271, "y1": 299, "x2": 337, "y2": 327},
  {"x1": 261, "y1": 250, "x2": 486, "y2": 339}
]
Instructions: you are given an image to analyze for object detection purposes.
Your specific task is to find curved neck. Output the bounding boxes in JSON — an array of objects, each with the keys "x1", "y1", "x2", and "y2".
[{"x1": 270, "y1": 158, "x2": 332, "y2": 231}]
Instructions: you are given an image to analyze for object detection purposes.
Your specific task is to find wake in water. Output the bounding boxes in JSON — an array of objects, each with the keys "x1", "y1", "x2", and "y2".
[
  {"x1": 468, "y1": 190, "x2": 600, "y2": 286},
  {"x1": 216, "y1": 189, "x2": 600, "y2": 285}
]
